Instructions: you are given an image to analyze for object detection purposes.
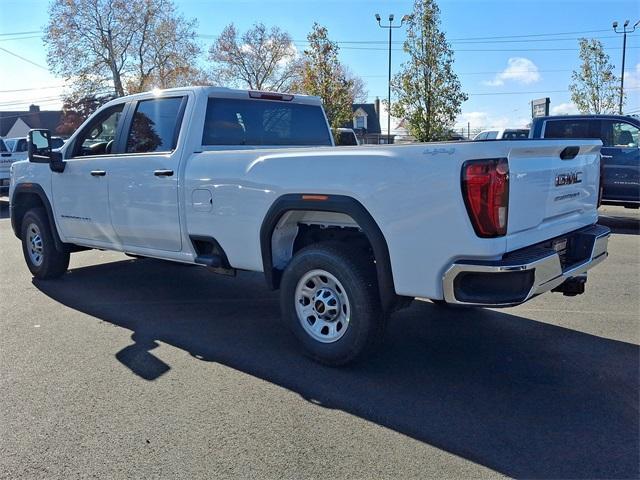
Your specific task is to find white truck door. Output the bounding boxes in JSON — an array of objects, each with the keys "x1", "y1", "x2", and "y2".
[
  {"x1": 106, "y1": 96, "x2": 186, "y2": 252},
  {"x1": 51, "y1": 103, "x2": 124, "y2": 244}
]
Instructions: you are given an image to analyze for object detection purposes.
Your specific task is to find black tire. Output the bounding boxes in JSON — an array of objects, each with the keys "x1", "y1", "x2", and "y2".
[
  {"x1": 280, "y1": 242, "x2": 386, "y2": 366},
  {"x1": 20, "y1": 208, "x2": 69, "y2": 279}
]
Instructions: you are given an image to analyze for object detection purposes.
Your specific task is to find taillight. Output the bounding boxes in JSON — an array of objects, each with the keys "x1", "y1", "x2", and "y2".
[{"x1": 461, "y1": 158, "x2": 509, "y2": 237}]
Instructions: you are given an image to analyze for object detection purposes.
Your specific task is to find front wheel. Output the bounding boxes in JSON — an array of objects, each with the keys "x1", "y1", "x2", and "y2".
[
  {"x1": 21, "y1": 208, "x2": 69, "y2": 279},
  {"x1": 280, "y1": 242, "x2": 386, "y2": 366}
]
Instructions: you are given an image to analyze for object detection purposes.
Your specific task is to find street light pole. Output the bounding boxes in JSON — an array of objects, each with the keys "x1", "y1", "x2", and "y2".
[
  {"x1": 613, "y1": 19, "x2": 639, "y2": 114},
  {"x1": 375, "y1": 13, "x2": 409, "y2": 143}
]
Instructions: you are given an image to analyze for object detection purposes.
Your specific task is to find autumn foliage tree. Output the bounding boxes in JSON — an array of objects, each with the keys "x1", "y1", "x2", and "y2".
[
  {"x1": 56, "y1": 94, "x2": 115, "y2": 136},
  {"x1": 390, "y1": 0, "x2": 467, "y2": 141},
  {"x1": 208, "y1": 23, "x2": 299, "y2": 91},
  {"x1": 296, "y1": 23, "x2": 355, "y2": 130},
  {"x1": 44, "y1": 0, "x2": 205, "y2": 98},
  {"x1": 570, "y1": 38, "x2": 620, "y2": 114}
]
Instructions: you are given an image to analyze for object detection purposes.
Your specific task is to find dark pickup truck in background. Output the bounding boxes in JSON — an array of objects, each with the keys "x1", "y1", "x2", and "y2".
[{"x1": 530, "y1": 115, "x2": 640, "y2": 208}]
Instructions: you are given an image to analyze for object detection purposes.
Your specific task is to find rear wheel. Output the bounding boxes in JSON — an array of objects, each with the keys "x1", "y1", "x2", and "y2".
[
  {"x1": 20, "y1": 208, "x2": 69, "y2": 279},
  {"x1": 280, "y1": 242, "x2": 386, "y2": 366}
]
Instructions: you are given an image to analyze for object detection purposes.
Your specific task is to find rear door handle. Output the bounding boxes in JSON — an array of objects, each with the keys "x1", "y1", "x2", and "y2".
[
  {"x1": 154, "y1": 169, "x2": 174, "y2": 177},
  {"x1": 90, "y1": 170, "x2": 106, "y2": 176},
  {"x1": 601, "y1": 155, "x2": 613, "y2": 159}
]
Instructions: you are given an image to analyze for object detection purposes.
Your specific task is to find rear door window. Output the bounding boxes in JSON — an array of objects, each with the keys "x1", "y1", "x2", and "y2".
[
  {"x1": 126, "y1": 97, "x2": 185, "y2": 153},
  {"x1": 601, "y1": 121, "x2": 639, "y2": 148},
  {"x1": 202, "y1": 98, "x2": 332, "y2": 146}
]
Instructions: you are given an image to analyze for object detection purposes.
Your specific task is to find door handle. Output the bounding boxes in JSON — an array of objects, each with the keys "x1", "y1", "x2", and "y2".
[
  {"x1": 600, "y1": 155, "x2": 613, "y2": 159},
  {"x1": 90, "y1": 170, "x2": 106, "y2": 176},
  {"x1": 154, "y1": 169, "x2": 174, "y2": 177}
]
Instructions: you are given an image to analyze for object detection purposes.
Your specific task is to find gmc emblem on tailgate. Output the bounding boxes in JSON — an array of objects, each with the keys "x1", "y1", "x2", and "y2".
[{"x1": 555, "y1": 171, "x2": 582, "y2": 186}]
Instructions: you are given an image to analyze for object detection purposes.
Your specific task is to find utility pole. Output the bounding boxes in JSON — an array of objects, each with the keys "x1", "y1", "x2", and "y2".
[
  {"x1": 375, "y1": 13, "x2": 409, "y2": 143},
  {"x1": 613, "y1": 19, "x2": 639, "y2": 114}
]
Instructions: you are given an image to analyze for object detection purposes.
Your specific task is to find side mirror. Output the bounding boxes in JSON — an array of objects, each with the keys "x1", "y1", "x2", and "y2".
[
  {"x1": 28, "y1": 129, "x2": 51, "y2": 163},
  {"x1": 28, "y1": 129, "x2": 64, "y2": 172}
]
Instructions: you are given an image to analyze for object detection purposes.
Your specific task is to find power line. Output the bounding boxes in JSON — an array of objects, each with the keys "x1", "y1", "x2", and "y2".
[
  {"x1": 198, "y1": 27, "x2": 614, "y2": 43},
  {"x1": 0, "y1": 46, "x2": 48, "y2": 69},
  {"x1": 0, "y1": 35, "x2": 42, "y2": 42},
  {"x1": 0, "y1": 95, "x2": 64, "y2": 107},
  {"x1": 467, "y1": 87, "x2": 640, "y2": 96},
  {"x1": 447, "y1": 29, "x2": 611, "y2": 41},
  {"x1": 293, "y1": 43, "x2": 640, "y2": 52},
  {"x1": 292, "y1": 34, "x2": 629, "y2": 45},
  {"x1": 0, "y1": 85, "x2": 66, "y2": 93},
  {"x1": 0, "y1": 30, "x2": 41, "y2": 37}
]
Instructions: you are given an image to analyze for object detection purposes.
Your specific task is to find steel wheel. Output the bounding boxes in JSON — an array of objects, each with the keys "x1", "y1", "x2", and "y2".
[
  {"x1": 295, "y1": 269, "x2": 350, "y2": 343},
  {"x1": 26, "y1": 222, "x2": 44, "y2": 267}
]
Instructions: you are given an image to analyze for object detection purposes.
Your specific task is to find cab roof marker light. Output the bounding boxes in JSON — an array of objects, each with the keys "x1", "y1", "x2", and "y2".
[
  {"x1": 248, "y1": 91, "x2": 294, "y2": 101},
  {"x1": 302, "y1": 194, "x2": 329, "y2": 201}
]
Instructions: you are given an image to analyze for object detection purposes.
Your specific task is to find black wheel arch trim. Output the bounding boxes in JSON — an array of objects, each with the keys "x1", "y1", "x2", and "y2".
[
  {"x1": 260, "y1": 193, "x2": 399, "y2": 312},
  {"x1": 11, "y1": 183, "x2": 68, "y2": 253}
]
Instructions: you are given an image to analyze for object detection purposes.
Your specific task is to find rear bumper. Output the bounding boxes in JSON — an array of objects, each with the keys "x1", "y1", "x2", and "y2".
[{"x1": 442, "y1": 224, "x2": 610, "y2": 307}]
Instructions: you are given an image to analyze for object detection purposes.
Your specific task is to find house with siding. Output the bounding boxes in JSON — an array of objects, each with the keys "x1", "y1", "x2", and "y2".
[{"x1": 0, "y1": 105, "x2": 63, "y2": 139}]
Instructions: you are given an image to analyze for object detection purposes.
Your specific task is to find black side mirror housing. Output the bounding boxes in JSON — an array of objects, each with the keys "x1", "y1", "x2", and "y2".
[{"x1": 28, "y1": 129, "x2": 65, "y2": 172}]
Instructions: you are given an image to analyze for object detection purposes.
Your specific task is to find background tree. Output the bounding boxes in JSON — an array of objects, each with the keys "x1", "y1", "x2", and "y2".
[
  {"x1": 208, "y1": 23, "x2": 299, "y2": 91},
  {"x1": 126, "y1": 0, "x2": 206, "y2": 93},
  {"x1": 44, "y1": 0, "x2": 204, "y2": 98},
  {"x1": 570, "y1": 38, "x2": 620, "y2": 114},
  {"x1": 55, "y1": 93, "x2": 115, "y2": 136},
  {"x1": 296, "y1": 23, "x2": 355, "y2": 130},
  {"x1": 341, "y1": 65, "x2": 368, "y2": 103},
  {"x1": 390, "y1": 0, "x2": 467, "y2": 142}
]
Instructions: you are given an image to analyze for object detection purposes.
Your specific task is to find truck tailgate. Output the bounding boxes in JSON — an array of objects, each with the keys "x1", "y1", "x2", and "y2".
[{"x1": 506, "y1": 139, "x2": 601, "y2": 251}]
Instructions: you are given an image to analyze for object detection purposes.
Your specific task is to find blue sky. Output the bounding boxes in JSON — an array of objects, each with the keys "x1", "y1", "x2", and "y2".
[{"x1": 1, "y1": 0, "x2": 638, "y2": 131}]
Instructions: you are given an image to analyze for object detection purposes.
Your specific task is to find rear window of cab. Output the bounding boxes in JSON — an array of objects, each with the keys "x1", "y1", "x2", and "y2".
[{"x1": 202, "y1": 98, "x2": 332, "y2": 147}]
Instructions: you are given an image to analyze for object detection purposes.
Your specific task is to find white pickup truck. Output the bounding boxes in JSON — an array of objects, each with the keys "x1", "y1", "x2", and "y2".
[{"x1": 10, "y1": 86, "x2": 610, "y2": 365}]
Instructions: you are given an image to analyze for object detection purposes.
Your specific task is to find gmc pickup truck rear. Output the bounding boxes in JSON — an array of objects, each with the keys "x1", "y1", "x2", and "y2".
[{"x1": 10, "y1": 86, "x2": 610, "y2": 365}]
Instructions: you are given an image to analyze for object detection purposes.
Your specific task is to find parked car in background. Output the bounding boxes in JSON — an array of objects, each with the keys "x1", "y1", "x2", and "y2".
[
  {"x1": 447, "y1": 131, "x2": 467, "y2": 141},
  {"x1": 474, "y1": 129, "x2": 530, "y2": 140},
  {"x1": 530, "y1": 115, "x2": 639, "y2": 208},
  {"x1": 335, "y1": 128, "x2": 359, "y2": 146},
  {"x1": 0, "y1": 138, "x2": 15, "y2": 192},
  {"x1": 5, "y1": 136, "x2": 65, "y2": 162}
]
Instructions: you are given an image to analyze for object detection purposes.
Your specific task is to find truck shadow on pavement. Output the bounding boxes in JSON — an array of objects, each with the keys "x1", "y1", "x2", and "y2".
[
  {"x1": 34, "y1": 257, "x2": 639, "y2": 480},
  {"x1": 598, "y1": 209, "x2": 639, "y2": 235}
]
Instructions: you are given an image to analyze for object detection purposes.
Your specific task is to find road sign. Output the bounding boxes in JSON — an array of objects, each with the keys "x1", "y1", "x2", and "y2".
[{"x1": 532, "y1": 98, "x2": 550, "y2": 118}]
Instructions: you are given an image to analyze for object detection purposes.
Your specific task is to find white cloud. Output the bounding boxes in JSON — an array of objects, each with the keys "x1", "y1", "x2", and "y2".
[
  {"x1": 457, "y1": 111, "x2": 511, "y2": 129},
  {"x1": 625, "y1": 63, "x2": 640, "y2": 89},
  {"x1": 551, "y1": 102, "x2": 579, "y2": 115},
  {"x1": 454, "y1": 111, "x2": 531, "y2": 132},
  {"x1": 484, "y1": 57, "x2": 541, "y2": 87}
]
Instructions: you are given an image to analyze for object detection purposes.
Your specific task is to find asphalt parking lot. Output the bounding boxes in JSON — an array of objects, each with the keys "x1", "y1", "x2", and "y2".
[{"x1": 0, "y1": 202, "x2": 638, "y2": 479}]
